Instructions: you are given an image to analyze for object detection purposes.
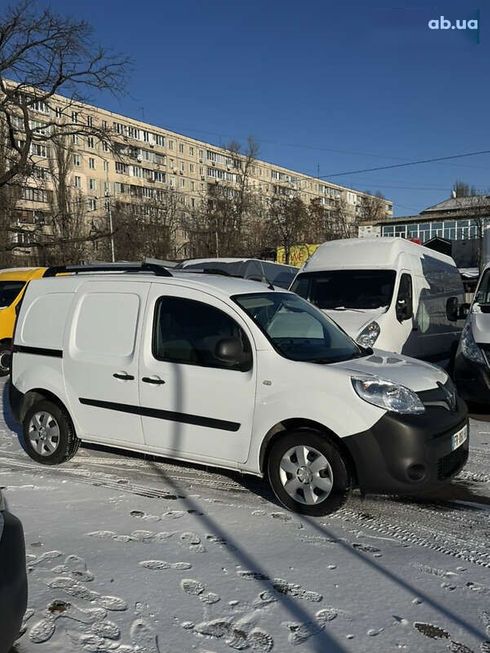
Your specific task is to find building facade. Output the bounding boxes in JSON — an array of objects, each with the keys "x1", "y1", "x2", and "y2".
[
  {"x1": 359, "y1": 196, "x2": 490, "y2": 243},
  {"x1": 9, "y1": 89, "x2": 393, "y2": 258}
]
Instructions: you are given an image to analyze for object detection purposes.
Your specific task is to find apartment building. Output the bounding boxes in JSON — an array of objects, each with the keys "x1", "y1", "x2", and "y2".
[{"x1": 11, "y1": 90, "x2": 393, "y2": 255}]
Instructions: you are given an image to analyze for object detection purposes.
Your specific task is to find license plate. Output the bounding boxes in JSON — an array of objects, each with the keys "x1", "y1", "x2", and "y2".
[{"x1": 451, "y1": 425, "x2": 468, "y2": 451}]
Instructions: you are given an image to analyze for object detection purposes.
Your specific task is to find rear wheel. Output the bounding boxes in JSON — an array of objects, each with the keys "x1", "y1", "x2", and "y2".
[
  {"x1": 267, "y1": 429, "x2": 351, "y2": 516},
  {"x1": 21, "y1": 400, "x2": 80, "y2": 465},
  {"x1": 0, "y1": 343, "x2": 12, "y2": 376}
]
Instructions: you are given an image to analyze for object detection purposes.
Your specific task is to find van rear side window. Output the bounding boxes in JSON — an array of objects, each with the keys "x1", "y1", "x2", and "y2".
[
  {"x1": 74, "y1": 293, "x2": 140, "y2": 357},
  {"x1": 0, "y1": 281, "x2": 25, "y2": 308}
]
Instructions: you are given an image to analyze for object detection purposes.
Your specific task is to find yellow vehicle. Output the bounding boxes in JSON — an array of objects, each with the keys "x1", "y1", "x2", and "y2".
[{"x1": 0, "y1": 267, "x2": 46, "y2": 375}]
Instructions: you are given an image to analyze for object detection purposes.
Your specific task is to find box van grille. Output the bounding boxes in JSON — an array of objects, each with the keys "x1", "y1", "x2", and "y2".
[{"x1": 437, "y1": 446, "x2": 468, "y2": 480}]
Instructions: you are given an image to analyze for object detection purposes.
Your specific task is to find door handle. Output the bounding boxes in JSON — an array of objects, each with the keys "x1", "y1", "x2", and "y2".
[
  {"x1": 113, "y1": 372, "x2": 135, "y2": 380},
  {"x1": 142, "y1": 376, "x2": 166, "y2": 385}
]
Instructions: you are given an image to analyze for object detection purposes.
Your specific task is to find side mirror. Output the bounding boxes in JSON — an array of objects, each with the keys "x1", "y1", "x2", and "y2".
[
  {"x1": 215, "y1": 337, "x2": 252, "y2": 371},
  {"x1": 458, "y1": 302, "x2": 470, "y2": 320},
  {"x1": 396, "y1": 298, "x2": 413, "y2": 322},
  {"x1": 446, "y1": 296, "x2": 459, "y2": 322}
]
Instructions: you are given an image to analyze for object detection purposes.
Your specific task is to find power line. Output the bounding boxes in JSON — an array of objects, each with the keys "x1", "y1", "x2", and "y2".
[{"x1": 322, "y1": 150, "x2": 490, "y2": 178}]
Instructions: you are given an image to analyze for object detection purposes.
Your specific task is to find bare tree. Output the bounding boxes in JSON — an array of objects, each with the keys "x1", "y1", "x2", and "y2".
[
  {"x1": 358, "y1": 191, "x2": 387, "y2": 224},
  {"x1": 112, "y1": 190, "x2": 183, "y2": 261},
  {"x1": 183, "y1": 137, "x2": 261, "y2": 257},
  {"x1": 452, "y1": 180, "x2": 480, "y2": 198},
  {"x1": 264, "y1": 194, "x2": 308, "y2": 264},
  {"x1": 0, "y1": 0, "x2": 128, "y2": 188}
]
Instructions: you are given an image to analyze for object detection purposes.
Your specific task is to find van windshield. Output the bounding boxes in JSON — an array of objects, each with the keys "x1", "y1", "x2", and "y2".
[
  {"x1": 233, "y1": 292, "x2": 364, "y2": 363},
  {"x1": 291, "y1": 270, "x2": 396, "y2": 310},
  {"x1": 0, "y1": 281, "x2": 25, "y2": 308}
]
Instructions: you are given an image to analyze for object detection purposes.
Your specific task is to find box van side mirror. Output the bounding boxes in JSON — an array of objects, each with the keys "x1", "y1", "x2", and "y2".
[
  {"x1": 446, "y1": 296, "x2": 459, "y2": 322},
  {"x1": 215, "y1": 337, "x2": 252, "y2": 371},
  {"x1": 458, "y1": 302, "x2": 470, "y2": 320},
  {"x1": 396, "y1": 298, "x2": 413, "y2": 322}
]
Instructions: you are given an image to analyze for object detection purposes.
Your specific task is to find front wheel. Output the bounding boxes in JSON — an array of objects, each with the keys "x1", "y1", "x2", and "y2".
[
  {"x1": 21, "y1": 400, "x2": 80, "y2": 465},
  {"x1": 267, "y1": 429, "x2": 351, "y2": 516},
  {"x1": 0, "y1": 343, "x2": 12, "y2": 377}
]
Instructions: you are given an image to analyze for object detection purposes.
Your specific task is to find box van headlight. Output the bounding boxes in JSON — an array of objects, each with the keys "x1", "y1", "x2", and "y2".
[
  {"x1": 460, "y1": 320, "x2": 485, "y2": 365},
  {"x1": 352, "y1": 376, "x2": 425, "y2": 415},
  {"x1": 356, "y1": 321, "x2": 380, "y2": 348}
]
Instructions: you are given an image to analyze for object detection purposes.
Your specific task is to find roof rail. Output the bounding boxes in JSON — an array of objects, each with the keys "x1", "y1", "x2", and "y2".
[{"x1": 43, "y1": 261, "x2": 173, "y2": 278}]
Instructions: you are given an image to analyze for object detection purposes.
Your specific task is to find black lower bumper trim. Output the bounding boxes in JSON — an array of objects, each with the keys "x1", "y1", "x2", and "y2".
[{"x1": 343, "y1": 400, "x2": 469, "y2": 494}]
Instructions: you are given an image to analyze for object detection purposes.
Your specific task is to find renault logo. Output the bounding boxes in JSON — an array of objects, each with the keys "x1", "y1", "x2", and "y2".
[{"x1": 437, "y1": 381, "x2": 457, "y2": 412}]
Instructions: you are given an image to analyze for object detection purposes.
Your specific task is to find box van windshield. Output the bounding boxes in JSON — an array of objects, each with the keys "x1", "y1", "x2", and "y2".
[
  {"x1": 291, "y1": 269, "x2": 396, "y2": 311},
  {"x1": 0, "y1": 281, "x2": 25, "y2": 308},
  {"x1": 234, "y1": 292, "x2": 364, "y2": 363}
]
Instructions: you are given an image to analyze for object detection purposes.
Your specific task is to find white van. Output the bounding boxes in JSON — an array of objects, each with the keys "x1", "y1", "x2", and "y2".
[
  {"x1": 454, "y1": 263, "x2": 490, "y2": 404},
  {"x1": 10, "y1": 262, "x2": 468, "y2": 516},
  {"x1": 290, "y1": 238, "x2": 465, "y2": 367}
]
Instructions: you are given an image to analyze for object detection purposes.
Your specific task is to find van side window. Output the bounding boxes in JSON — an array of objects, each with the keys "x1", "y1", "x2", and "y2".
[
  {"x1": 395, "y1": 274, "x2": 413, "y2": 322},
  {"x1": 476, "y1": 270, "x2": 490, "y2": 304},
  {"x1": 153, "y1": 297, "x2": 252, "y2": 371}
]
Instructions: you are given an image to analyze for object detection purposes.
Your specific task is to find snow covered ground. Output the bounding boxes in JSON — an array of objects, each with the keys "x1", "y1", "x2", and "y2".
[{"x1": 1, "y1": 379, "x2": 489, "y2": 653}]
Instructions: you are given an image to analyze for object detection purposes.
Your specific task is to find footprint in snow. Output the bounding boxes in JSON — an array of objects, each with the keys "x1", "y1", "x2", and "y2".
[
  {"x1": 46, "y1": 576, "x2": 128, "y2": 611},
  {"x1": 140, "y1": 559, "x2": 192, "y2": 571},
  {"x1": 181, "y1": 578, "x2": 221, "y2": 604},
  {"x1": 51, "y1": 553, "x2": 94, "y2": 582},
  {"x1": 284, "y1": 607, "x2": 339, "y2": 646}
]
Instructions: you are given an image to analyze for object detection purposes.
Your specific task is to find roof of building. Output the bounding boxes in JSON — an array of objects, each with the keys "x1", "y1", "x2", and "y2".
[{"x1": 422, "y1": 196, "x2": 490, "y2": 213}]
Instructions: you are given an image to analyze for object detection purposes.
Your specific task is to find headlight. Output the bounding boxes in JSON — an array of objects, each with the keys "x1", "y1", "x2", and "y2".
[
  {"x1": 460, "y1": 320, "x2": 485, "y2": 365},
  {"x1": 352, "y1": 375, "x2": 425, "y2": 415},
  {"x1": 357, "y1": 321, "x2": 380, "y2": 348}
]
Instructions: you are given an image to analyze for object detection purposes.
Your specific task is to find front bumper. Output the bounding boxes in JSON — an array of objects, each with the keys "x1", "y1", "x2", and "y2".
[
  {"x1": 343, "y1": 399, "x2": 468, "y2": 494},
  {"x1": 0, "y1": 510, "x2": 28, "y2": 652},
  {"x1": 453, "y1": 351, "x2": 490, "y2": 405}
]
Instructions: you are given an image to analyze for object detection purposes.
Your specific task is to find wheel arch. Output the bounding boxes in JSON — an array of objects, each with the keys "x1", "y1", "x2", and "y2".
[
  {"x1": 20, "y1": 388, "x2": 73, "y2": 426},
  {"x1": 259, "y1": 418, "x2": 358, "y2": 486}
]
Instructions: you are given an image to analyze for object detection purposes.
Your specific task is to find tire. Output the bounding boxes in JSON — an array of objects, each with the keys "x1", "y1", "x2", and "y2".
[
  {"x1": 267, "y1": 429, "x2": 351, "y2": 517},
  {"x1": 20, "y1": 399, "x2": 80, "y2": 465},
  {"x1": 0, "y1": 343, "x2": 12, "y2": 377}
]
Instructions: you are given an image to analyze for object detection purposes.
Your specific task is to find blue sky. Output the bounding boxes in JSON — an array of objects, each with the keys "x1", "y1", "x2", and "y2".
[{"x1": 44, "y1": 0, "x2": 489, "y2": 215}]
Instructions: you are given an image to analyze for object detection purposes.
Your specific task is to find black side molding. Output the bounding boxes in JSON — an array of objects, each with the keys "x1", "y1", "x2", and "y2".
[
  {"x1": 79, "y1": 397, "x2": 240, "y2": 432},
  {"x1": 12, "y1": 345, "x2": 63, "y2": 358}
]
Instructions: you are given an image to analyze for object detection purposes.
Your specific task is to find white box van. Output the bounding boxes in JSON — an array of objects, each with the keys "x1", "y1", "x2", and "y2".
[
  {"x1": 176, "y1": 258, "x2": 298, "y2": 289},
  {"x1": 454, "y1": 263, "x2": 490, "y2": 404},
  {"x1": 10, "y1": 262, "x2": 468, "y2": 516},
  {"x1": 290, "y1": 238, "x2": 465, "y2": 367}
]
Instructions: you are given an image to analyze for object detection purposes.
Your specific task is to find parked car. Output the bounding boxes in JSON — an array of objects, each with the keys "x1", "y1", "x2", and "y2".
[
  {"x1": 0, "y1": 489, "x2": 27, "y2": 653},
  {"x1": 290, "y1": 238, "x2": 466, "y2": 368},
  {"x1": 176, "y1": 258, "x2": 298, "y2": 289},
  {"x1": 454, "y1": 263, "x2": 490, "y2": 404},
  {"x1": 10, "y1": 262, "x2": 468, "y2": 516},
  {"x1": 0, "y1": 267, "x2": 47, "y2": 376}
]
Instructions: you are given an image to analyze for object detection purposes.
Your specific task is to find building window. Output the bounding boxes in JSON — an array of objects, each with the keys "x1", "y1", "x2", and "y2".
[
  {"x1": 102, "y1": 120, "x2": 107, "y2": 129},
  {"x1": 191, "y1": 181, "x2": 195, "y2": 191},
  {"x1": 55, "y1": 107, "x2": 62, "y2": 119},
  {"x1": 87, "y1": 116, "x2": 93, "y2": 127},
  {"x1": 31, "y1": 100, "x2": 49, "y2": 114},
  {"x1": 190, "y1": 163, "x2": 195, "y2": 174},
  {"x1": 189, "y1": 147, "x2": 194, "y2": 156},
  {"x1": 155, "y1": 134, "x2": 165, "y2": 147},
  {"x1": 87, "y1": 136, "x2": 95, "y2": 149},
  {"x1": 103, "y1": 160, "x2": 109, "y2": 172},
  {"x1": 115, "y1": 161, "x2": 128, "y2": 174},
  {"x1": 87, "y1": 198, "x2": 97, "y2": 211},
  {"x1": 168, "y1": 140, "x2": 174, "y2": 150},
  {"x1": 22, "y1": 187, "x2": 48, "y2": 202},
  {"x1": 72, "y1": 134, "x2": 80, "y2": 145},
  {"x1": 89, "y1": 178, "x2": 97, "y2": 192},
  {"x1": 88, "y1": 158, "x2": 95, "y2": 169},
  {"x1": 73, "y1": 154, "x2": 81, "y2": 167},
  {"x1": 180, "y1": 161, "x2": 185, "y2": 172},
  {"x1": 179, "y1": 143, "x2": 184, "y2": 153},
  {"x1": 180, "y1": 178, "x2": 185, "y2": 188},
  {"x1": 74, "y1": 176, "x2": 82, "y2": 189},
  {"x1": 154, "y1": 171, "x2": 165, "y2": 183},
  {"x1": 71, "y1": 112, "x2": 78, "y2": 123}
]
